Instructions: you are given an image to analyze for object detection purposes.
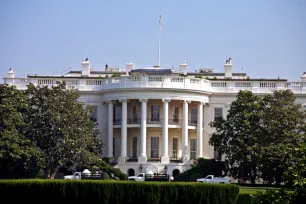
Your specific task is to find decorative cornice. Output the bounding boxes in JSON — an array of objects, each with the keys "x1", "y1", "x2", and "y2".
[
  {"x1": 162, "y1": 98, "x2": 171, "y2": 103},
  {"x1": 139, "y1": 99, "x2": 148, "y2": 102},
  {"x1": 103, "y1": 100, "x2": 113, "y2": 104},
  {"x1": 119, "y1": 99, "x2": 130, "y2": 103}
]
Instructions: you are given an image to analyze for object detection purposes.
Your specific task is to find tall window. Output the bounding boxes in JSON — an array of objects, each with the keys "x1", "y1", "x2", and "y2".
[
  {"x1": 113, "y1": 138, "x2": 115, "y2": 157},
  {"x1": 151, "y1": 137, "x2": 159, "y2": 158},
  {"x1": 190, "y1": 139, "x2": 197, "y2": 159},
  {"x1": 113, "y1": 106, "x2": 122, "y2": 124},
  {"x1": 132, "y1": 106, "x2": 137, "y2": 123},
  {"x1": 89, "y1": 106, "x2": 98, "y2": 122},
  {"x1": 172, "y1": 138, "x2": 178, "y2": 158},
  {"x1": 151, "y1": 105, "x2": 160, "y2": 122},
  {"x1": 214, "y1": 145, "x2": 222, "y2": 161},
  {"x1": 173, "y1": 107, "x2": 179, "y2": 123},
  {"x1": 214, "y1": 108, "x2": 223, "y2": 121},
  {"x1": 191, "y1": 108, "x2": 197, "y2": 124},
  {"x1": 132, "y1": 137, "x2": 137, "y2": 158}
]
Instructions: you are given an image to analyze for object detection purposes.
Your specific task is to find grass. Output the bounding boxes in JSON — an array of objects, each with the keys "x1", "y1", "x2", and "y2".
[{"x1": 239, "y1": 186, "x2": 281, "y2": 194}]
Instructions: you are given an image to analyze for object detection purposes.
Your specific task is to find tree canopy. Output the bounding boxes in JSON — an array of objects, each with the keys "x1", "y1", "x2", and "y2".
[
  {"x1": 0, "y1": 84, "x2": 41, "y2": 178},
  {"x1": 25, "y1": 82, "x2": 103, "y2": 178},
  {"x1": 210, "y1": 90, "x2": 306, "y2": 184},
  {"x1": 0, "y1": 82, "x2": 105, "y2": 179}
]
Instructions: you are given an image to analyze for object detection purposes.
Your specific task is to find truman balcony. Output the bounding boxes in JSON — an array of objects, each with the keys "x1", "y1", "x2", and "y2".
[{"x1": 113, "y1": 118, "x2": 197, "y2": 129}]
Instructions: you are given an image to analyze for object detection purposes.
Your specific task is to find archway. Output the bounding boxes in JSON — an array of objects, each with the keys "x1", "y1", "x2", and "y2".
[
  {"x1": 172, "y1": 169, "x2": 180, "y2": 178},
  {"x1": 128, "y1": 168, "x2": 135, "y2": 176}
]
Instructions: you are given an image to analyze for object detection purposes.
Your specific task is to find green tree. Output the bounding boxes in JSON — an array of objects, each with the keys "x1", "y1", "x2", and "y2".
[
  {"x1": 284, "y1": 144, "x2": 306, "y2": 202},
  {"x1": 260, "y1": 90, "x2": 306, "y2": 184},
  {"x1": 252, "y1": 144, "x2": 306, "y2": 203},
  {"x1": 210, "y1": 91, "x2": 263, "y2": 184},
  {"x1": 0, "y1": 84, "x2": 41, "y2": 178},
  {"x1": 25, "y1": 82, "x2": 103, "y2": 178},
  {"x1": 210, "y1": 90, "x2": 306, "y2": 184}
]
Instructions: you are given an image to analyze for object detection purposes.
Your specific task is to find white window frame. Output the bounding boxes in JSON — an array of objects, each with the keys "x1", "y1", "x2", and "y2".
[
  {"x1": 151, "y1": 137, "x2": 159, "y2": 158},
  {"x1": 190, "y1": 139, "x2": 197, "y2": 159}
]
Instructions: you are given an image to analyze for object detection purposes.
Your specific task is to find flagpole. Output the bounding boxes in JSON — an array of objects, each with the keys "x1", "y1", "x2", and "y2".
[{"x1": 158, "y1": 9, "x2": 161, "y2": 67}]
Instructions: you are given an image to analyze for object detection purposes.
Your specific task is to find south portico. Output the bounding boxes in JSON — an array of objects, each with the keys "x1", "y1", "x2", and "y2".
[{"x1": 102, "y1": 92, "x2": 210, "y2": 168}]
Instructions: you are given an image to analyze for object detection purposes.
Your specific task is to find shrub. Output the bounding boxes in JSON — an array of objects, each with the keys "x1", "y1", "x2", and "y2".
[
  {"x1": 190, "y1": 173, "x2": 203, "y2": 181},
  {"x1": 236, "y1": 193, "x2": 252, "y2": 204},
  {"x1": 103, "y1": 172, "x2": 110, "y2": 180},
  {"x1": 0, "y1": 180, "x2": 239, "y2": 203},
  {"x1": 98, "y1": 163, "x2": 127, "y2": 180},
  {"x1": 250, "y1": 189, "x2": 292, "y2": 204},
  {"x1": 175, "y1": 158, "x2": 226, "y2": 181}
]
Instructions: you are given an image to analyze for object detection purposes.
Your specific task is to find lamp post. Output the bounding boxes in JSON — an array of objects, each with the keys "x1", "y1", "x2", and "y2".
[
  {"x1": 164, "y1": 165, "x2": 168, "y2": 174},
  {"x1": 139, "y1": 164, "x2": 143, "y2": 173}
]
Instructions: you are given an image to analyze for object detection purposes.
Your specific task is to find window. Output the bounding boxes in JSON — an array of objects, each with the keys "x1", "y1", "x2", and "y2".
[
  {"x1": 214, "y1": 108, "x2": 223, "y2": 121},
  {"x1": 191, "y1": 108, "x2": 197, "y2": 124},
  {"x1": 172, "y1": 138, "x2": 178, "y2": 158},
  {"x1": 132, "y1": 137, "x2": 137, "y2": 158},
  {"x1": 151, "y1": 137, "x2": 159, "y2": 158},
  {"x1": 173, "y1": 107, "x2": 179, "y2": 123},
  {"x1": 190, "y1": 139, "x2": 197, "y2": 159},
  {"x1": 113, "y1": 138, "x2": 115, "y2": 157},
  {"x1": 214, "y1": 145, "x2": 222, "y2": 161},
  {"x1": 132, "y1": 106, "x2": 137, "y2": 123},
  {"x1": 89, "y1": 106, "x2": 98, "y2": 122},
  {"x1": 151, "y1": 105, "x2": 160, "y2": 122},
  {"x1": 113, "y1": 106, "x2": 122, "y2": 124}
]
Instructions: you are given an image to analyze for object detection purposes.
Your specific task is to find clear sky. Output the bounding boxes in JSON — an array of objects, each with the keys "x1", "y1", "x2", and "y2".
[{"x1": 0, "y1": 0, "x2": 305, "y2": 81}]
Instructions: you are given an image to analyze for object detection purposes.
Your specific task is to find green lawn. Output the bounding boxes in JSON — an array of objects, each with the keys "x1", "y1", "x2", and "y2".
[{"x1": 239, "y1": 186, "x2": 281, "y2": 195}]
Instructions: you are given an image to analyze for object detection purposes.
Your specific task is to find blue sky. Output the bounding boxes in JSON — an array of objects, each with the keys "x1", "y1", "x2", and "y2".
[{"x1": 0, "y1": 0, "x2": 305, "y2": 81}]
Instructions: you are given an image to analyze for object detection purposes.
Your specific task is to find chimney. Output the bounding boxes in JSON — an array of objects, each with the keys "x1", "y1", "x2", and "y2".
[
  {"x1": 224, "y1": 57, "x2": 233, "y2": 78},
  {"x1": 179, "y1": 61, "x2": 188, "y2": 75},
  {"x1": 81, "y1": 58, "x2": 91, "y2": 77},
  {"x1": 301, "y1": 72, "x2": 306, "y2": 82},
  {"x1": 7, "y1": 68, "x2": 15, "y2": 78},
  {"x1": 125, "y1": 62, "x2": 135, "y2": 75}
]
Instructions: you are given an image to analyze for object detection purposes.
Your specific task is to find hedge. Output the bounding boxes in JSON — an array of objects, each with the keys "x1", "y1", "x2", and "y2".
[
  {"x1": 0, "y1": 180, "x2": 239, "y2": 204},
  {"x1": 236, "y1": 193, "x2": 252, "y2": 204}
]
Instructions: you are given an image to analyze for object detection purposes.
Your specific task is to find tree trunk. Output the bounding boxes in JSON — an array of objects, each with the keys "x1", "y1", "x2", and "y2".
[
  {"x1": 251, "y1": 168, "x2": 257, "y2": 185},
  {"x1": 49, "y1": 165, "x2": 60, "y2": 179}
]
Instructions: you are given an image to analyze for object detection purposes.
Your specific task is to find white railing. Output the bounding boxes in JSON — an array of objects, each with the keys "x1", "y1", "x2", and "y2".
[
  {"x1": 235, "y1": 82, "x2": 252, "y2": 87},
  {"x1": 86, "y1": 80, "x2": 103, "y2": 85},
  {"x1": 38, "y1": 79, "x2": 54, "y2": 85},
  {"x1": 211, "y1": 82, "x2": 227, "y2": 87},
  {"x1": 4, "y1": 76, "x2": 306, "y2": 94},
  {"x1": 260, "y1": 82, "x2": 276, "y2": 88},
  {"x1": 171, "y1": 77, "x2": 184, "y2": 83}
]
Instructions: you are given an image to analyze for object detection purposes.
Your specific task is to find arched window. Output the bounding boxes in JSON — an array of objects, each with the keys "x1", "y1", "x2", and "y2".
[
  {"x1": 172, "y1": 169, "x2": 180, "y2": 178},
  {"x1": 128, "y1": 168, "x2": 135, "y2": 176}
]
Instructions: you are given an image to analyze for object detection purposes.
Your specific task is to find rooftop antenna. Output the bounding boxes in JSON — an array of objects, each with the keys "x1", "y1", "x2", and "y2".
[{"x1": 158, "y1": 9, "x2": 162, "y2": 67}]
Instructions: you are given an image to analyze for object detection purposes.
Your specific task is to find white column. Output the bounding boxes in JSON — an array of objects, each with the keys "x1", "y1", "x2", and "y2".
[
  {"x1": 107, "y1": 101, "x2": 113, "y2": 158},
  {"x1": 197, "y1": 102, "x2": 203, "y2": 158},
  {"x1": 182, "y1": 100, "x2": 190, "y2": 162},
  {"x1": 118, "y1": 99, "x2": 127, "y2": 164},
  {"x1": 161, "y1": 99, "x2": 170, "y2": 163},
  {"x1": 138, "y1": 99, "x2": 148, "y2": 163}
]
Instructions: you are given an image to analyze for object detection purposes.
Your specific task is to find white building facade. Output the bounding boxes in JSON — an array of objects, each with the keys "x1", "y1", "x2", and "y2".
[{"x1": 3, "y1": 58, "x2": 306, "y2": 177}]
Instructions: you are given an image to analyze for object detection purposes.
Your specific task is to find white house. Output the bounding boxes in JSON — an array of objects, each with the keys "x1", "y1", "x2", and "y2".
[{"x1": 3, "y1": 57, "x2": 306, "y2": 177}]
